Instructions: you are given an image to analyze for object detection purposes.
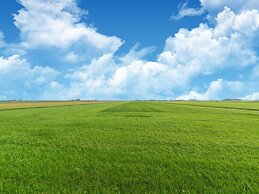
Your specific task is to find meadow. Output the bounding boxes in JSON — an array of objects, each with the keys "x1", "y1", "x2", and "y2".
[{"x1": 0, "y1": 101, "x2": 258, "y2": 193}]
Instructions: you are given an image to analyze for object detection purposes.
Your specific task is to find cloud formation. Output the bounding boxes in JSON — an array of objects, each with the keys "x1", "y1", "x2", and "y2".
[
  {"x1": 200, "y1": 0, "x2": 259, "y2": 15},
  {"x1": 14, "y1": 0, "x2": 123, "y2": 56},
  {"x1": 176, "y1": 79, "x2": 245, "y2": 100},
  {"x1": 62, "y1": 7, "x2": 258, "y2": 100},
  {"x1": 0, "y1": 0, "x2": 259, "y2": 100},
  {"x1": 0, "y1": 55, "x2": 59, "y2": 99},
  {"x1": 243, "y1": 92, "x2": 259, "y2": 101},
  {"x1": 171, "y1": 2, "x2": 205, "y2": 20}
]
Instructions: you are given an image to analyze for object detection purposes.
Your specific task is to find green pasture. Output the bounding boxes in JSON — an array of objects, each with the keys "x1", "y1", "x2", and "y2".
[{"x1": 0, "y1": 101, "x2": 258, "y2": 193}]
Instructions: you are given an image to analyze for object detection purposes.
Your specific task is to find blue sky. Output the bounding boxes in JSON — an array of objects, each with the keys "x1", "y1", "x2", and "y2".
[{"x1": 0, "y1": 0, "x2": 259, "y2": 100}]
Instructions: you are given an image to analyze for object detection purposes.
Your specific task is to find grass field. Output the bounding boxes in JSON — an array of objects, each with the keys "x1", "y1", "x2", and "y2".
[{"x1": 0, "y1": 101, "x2": 258, "y2": 193}]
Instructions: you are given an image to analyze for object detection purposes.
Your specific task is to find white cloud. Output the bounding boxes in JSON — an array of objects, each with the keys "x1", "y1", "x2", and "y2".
[
  {"x1": 174, "y1": 0, "x2": 259, "y2": 22},
  {"x1": 64, "y1": 52, "x2": 80, "y2": 63},
  {"x1": 214, "y1": 8, "x2": 259, "y2": 37},
  {"x1": 14, "y1": 0, "x2": 123, "y2": 54},
  {"x1": 177, "y1": 79, "x2": 245, "y2": 100},
  {"x1": 176, "y1": 91, "x2": 209, "y2": 101},
  {"x1": 161, "y1": 8, "x2": 259, "y2": 80},
  {"x1": 200, "y1": 0, "x2": 259, "y2": 14},
  {"x1": 108, "y1": 61, "x2": 183, "y2": 98},
  {"x1": 49, "y1": 54, "x2": 118, "y2": 99},
  {"x1": 242, "y1": 92, "x2": 259, "y2": 101},
  {"x1": 42, "y1": 8, "x2": 259, "y2": 100},
  {"x1": 171, "y1": 2, "x2": 205, "y2": 20},
  {"x1": 177, "y1": 79, "x2": 224, "y2": 100},
  {"x1": 0, "y1": 55, "x2": 59, "y2": 99},
  {"x1": 44, "y1": 51, "x2": 186, "y2": 100},
  {"x1": 1, "y1": 0, "x2": 259, "y2": 100},
  {"x1": 119, "y1": 44, "x2": 155, "y2": 65}
]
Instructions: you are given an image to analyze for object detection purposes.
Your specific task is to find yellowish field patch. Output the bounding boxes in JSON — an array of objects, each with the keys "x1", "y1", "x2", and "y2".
[{"x1": 0, "y1": 101, "x2": 101, "y2": 110}]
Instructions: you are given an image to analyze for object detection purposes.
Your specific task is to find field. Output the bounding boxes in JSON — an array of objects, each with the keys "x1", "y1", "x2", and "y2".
[
  {"x1": 0, "y1": 101, "x2": 258, "y2": 193},
  {"x1": 0, "y1": 101, "x2": 100, "y2": 110}
]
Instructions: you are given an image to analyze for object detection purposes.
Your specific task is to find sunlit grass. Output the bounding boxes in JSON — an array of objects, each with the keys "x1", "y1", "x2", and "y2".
[{"x1": 0, "y1": 101, "x2": 258, "y2": 193}]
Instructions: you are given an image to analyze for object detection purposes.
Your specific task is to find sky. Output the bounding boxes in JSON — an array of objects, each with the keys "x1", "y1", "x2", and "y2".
[{"x1": 0, "y1": 0, "x2": 259, "y2": 100}]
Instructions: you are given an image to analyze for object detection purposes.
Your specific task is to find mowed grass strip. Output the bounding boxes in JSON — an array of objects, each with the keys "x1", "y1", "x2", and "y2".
[
  {"x1": 0, "y1": 101, "x2": 102, "y2": 110},
  {"x1": 0, "y1": 101, "x2": 258, "y2": 193},
  {"x1": 102, "y1": 101, "x2": 164, "y2": 112}
]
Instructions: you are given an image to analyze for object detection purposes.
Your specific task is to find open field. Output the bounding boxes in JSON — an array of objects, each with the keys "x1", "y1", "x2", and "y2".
[
  {"x1": 0, "y1": 101, "x2": 101, "y2": 110},
  {"x1": 0, "y1": 101, "x2": 258, "y2": 193},
  {"x1": 171, "y1": 101, "x2": 259, "y2": 111}
]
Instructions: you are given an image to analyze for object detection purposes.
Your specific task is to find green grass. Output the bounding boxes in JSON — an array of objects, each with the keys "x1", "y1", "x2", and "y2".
[{"x1": 0, "y1": 101, "x2": 258, "y2": 193}]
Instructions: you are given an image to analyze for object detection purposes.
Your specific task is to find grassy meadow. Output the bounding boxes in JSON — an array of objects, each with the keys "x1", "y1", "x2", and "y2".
[{"x1": 0, "y1": 101, "x2": 258, "y2": 193}]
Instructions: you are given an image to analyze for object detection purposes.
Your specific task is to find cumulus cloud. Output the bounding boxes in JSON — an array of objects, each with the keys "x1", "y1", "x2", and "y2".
[
  {"x1": 1, "y1": 0, "x2": 259, "y2": 100},
  {"x1": 44, "y1": 50, "x2": 180, "y2": 100},
  {"x1": 160, "y1": 8, "x2": 258, "y2": 81},
  {"x1": 200, "y1": 0, "x2": 259, "y2": 15},
  {"x1": 1, "y1": 0, "x2": 123, "y2": 100},
  {"x1": 41, "y1": 7, "x2": 259, "y2": 100},
  {"x1": 177, "y1": 79, "x2": 245, "y2": 100},
  {"x1": 0, "y1": 55, "x2": 59, "y2": 99},
  {"x1": 242, "y1": 92, "x2": 259, "y2": 101},
  {"x1": 14, "y1": 0, "x2": 123, "y2": 54},
  {"x1": 107, "y1": 8, "x2": 258, "y2": 99},
  {"x1": 214, "y1": 8, "x2": 259, "y2": 37},
  {"x1": 108, "y1": 61, "x2": 184, "y2": 99},
  {"x1": 173, "y1": 0, "x2": 259, "y2": 22}
]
